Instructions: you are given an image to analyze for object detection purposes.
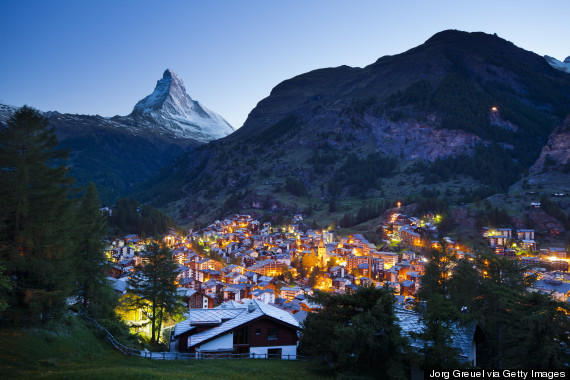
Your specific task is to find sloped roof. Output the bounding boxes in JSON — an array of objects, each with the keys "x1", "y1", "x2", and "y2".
[
  {"x1": 534, "y1": 280, "x2": 570, "y2": 295},
  {"x1": 173, "y1": 299, "x2": 299, "y2": 347},
  {"x1": 394, "y1": 307, "x2": 476, "y2": 361},
  {"x1": 106, "y1": 277, "x2": 129, "y2": 293}
]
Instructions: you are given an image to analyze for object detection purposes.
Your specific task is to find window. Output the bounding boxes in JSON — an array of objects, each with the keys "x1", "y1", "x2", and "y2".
[
  {"x1": 233, "y1": 325, "x2": 250, "y2": 345},
  {"x1": 267, "y1": 327, "x2": 279, "y2": 340},
  {"x1": 267, "y1": 348, "x2": 282, "y2": 359},
  {"x1": 255, "y1": 328, "x2": 261, "y2": 335}
]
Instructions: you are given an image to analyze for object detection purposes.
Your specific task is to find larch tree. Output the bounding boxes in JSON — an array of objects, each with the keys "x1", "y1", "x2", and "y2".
[
  {"x1": 0, "y1": 106, "x2": 76, "y2": 322},
  {"x1": 74, "y1": 182, "x2": 109, "y2": 313},
  {"x1": 125, "y1": 241, "x2": 180, "y2": 343}
]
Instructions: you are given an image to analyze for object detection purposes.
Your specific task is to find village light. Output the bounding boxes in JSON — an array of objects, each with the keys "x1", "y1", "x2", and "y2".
[{"x1": 491, "y1": 106, "x2": 498, "y2": 112}]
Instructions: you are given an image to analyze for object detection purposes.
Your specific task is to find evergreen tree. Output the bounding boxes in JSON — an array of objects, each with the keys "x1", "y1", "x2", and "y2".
[
  {"x1": 414, "y1": 294, "x2": 462, "y2": 370},
  {"x1": 0, "y1": 106, "x2": 76, "y2": 322},
  {"x1": 444, "y1": 250, "x2": 569, "y2": 369},
  {"x1": 125, "y1": 241, "x2": 180, "y2": 343},
  {"x1": 300, "y1": 285, "x2": 408, "y2": 379},
  {"x1": 417, "y1": 241, "x2": 454, "y2": 300},
  {"x1": 74, "y1": 182, "x2": 109, "y2": 313}
]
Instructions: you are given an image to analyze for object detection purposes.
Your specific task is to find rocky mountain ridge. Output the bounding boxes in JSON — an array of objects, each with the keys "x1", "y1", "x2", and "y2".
[{"x1": 530, "y1": 116, "x2": 570, "y2": 173}]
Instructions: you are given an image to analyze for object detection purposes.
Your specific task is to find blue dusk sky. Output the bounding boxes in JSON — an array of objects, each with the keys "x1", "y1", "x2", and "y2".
[{"x1": 0, "y1": 0, "x2": 568, "y2": 129}]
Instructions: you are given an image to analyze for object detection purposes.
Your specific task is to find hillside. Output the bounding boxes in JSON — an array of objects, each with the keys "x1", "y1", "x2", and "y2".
[
  {"x1": 137, "y1": 30, "x2": 570, "y2": 226},
  {"x1": 0, "y1": 317, "x2": 332, "y2": 380}
]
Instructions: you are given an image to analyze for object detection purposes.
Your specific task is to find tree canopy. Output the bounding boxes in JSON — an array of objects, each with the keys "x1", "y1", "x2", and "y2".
[
  {"x1": 124, "y1": 241, "x2": 181, "y2": 343},
  {"x1": 0, "y1": 106, "x2": 76, "y2": 321},
  {"x1": 299, "y1": 285, "x2": 408, "y2": 379}
]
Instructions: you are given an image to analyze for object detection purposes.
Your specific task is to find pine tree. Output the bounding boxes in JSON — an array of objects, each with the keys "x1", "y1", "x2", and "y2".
[
  {"x1": 74, "y1": 182, "x2": 109, "y2": 313},
  {"x1": 300, "y1": 285, "x2": 408, "y2": 379},
  {"x1": 125, "y1": 241, "x2": 180, "y2": 343},
  {"x1": 0, "y1": 106, "x2": 76, "y2": 322},
  {"x1": 417, "y1": 240, "x2": 454, "y2": 300}
]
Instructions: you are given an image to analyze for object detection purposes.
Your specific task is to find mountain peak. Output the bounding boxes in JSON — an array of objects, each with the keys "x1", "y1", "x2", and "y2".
[
  {"x1": 544, "y1": 55, "x2": 570, "y2": 74},
  {"x1": 130, "y1": 69, "x2": 234, "y2": 141},
  {"x1": 133, "y1": 69, "x2": 190, "y2": 113}
]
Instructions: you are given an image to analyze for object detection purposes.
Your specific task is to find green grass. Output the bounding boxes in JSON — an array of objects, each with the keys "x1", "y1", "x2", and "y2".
[{"x1": 0, "y1": 316, "x2": 334, "y2": 380}]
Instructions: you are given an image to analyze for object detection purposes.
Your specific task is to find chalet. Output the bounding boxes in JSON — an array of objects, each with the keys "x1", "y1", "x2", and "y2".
[
  {"x1": 378, "y1": 252, "x2": 399, "y2": 269},
  {"x1": 356, "y1": 263, "x2": 370, "y2": 277},
  {"x1": 532, "y1": 280, "x2": 570, "y2": 302},
  {"x1": 400, "y1": 280, "x2": 416, "y2": 296},
  {"x1": 279, "y1": 286, "x2": 303, "y2": 301},
  {"x1": 329, "y1": 266, "x2": 345, "y2": 278},
  {"x1": 517, "y1": 229, "x2": 535, "y2": 241},
  {"x1": 346, "y1": 255, "x2": 369, "y2": 273},
  {"x1": 520, "y1": 240, "x2": 537, "y2": 252},
  {"x1": 225, "y1": 271, "x2": 248, "y2": 285},
  {"x1": 274, "y1": 253, "x2": 291, "y2": 266},
  {"x1": 202, "y1": 279, "x2": 224, "y2": 294},
  {"x1": 546, "y1": 247, "x2": 567, "y2": 260},
  {"x1": 178, "y1": 288, "x2": 214, "y2": 309},
  {"x1": 497, "y1": 228, "x2": 512, "y2": 239},
  {"x1": 400, "y1": 226, "x2": 421, "y2": 246},
  {"x1": 488, "y1": 235, "x2": 507, "y2": 248},
  {"x1": 175, "y1": 265, "x2": 193, "y2": 283},
  {"x1": 249, "y1": 259, "x2": 287, "y2": 276},
  {"x1": 171, "y1": 299, "x2": 300, "y2": 358},
  {"x1": 332, "y1": 278, "x2": 351, "y2": 291},
  {"x1": 250, "y1": 289, "x2": 276, "y2": 304}
]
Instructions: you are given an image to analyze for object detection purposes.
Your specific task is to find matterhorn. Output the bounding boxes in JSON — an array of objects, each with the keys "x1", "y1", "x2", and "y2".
[{"x1": 129, "y1": 69, "x2": 234, "y2": 141}]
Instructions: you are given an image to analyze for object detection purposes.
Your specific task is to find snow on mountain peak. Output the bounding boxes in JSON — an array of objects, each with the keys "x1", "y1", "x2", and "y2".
[
  {"x1": 131, "y1": 69, "x2": 234, "y2": 141},
  {"x1": 545, "y1": 55, "x2": 570, "y2": 74}
]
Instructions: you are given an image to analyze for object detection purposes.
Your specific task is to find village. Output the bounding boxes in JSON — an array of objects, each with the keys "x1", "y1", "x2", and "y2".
[{"x1": 104, "y1": 210, "x2": 570, "y2": 361}]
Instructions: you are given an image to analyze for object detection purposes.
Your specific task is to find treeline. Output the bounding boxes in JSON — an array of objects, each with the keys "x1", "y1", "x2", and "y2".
[
  {"x1": 418, "y1": 143, "x2": 523, "y2": 192},
  {"x1": 419, "y1": 244, "x2": 570, "y2": 369},
  {"x1": 306, "y1": 148, "x2": 338, "y2": 174},
  {"x1": 328, "y1": 153, "x2": 397, "y2": 197},
  {"x1": 109, "y1": 198, "x2": 175, "y2": 237},
  {"x1": 540, "y1": 195, "x2": 570, "y2": 228},
  {"x1": 338, "y1": 201, "x2": 390, "y2": 228},
  {"x1": 254, "y1": 115, "x2": 301, "y2": 145},
  {"x1": 386, "y1": 54, "x2": 564, "y2": 186},
  {"x1": 300, "y1": 245, "x2": 570, "y2": 377}
]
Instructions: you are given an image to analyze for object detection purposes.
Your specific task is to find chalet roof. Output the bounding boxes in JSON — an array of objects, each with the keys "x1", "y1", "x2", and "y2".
[
  {"x1": 174, "y1": 299, "x2": 300, "y2": 347},
  {"x1": 249, "y1": 259, "x2": 278, "y2": 270},
  {"x1": 292, "y1": 310, "x2": 308, "y2": 324},
  {"x1": 534, "y1": 280, "x2": 570, "y2": 295},
  {"x1": 106, "y1": 276, "x2": 128, "y2": 293},
  {"x1": 394, "y1": 307, "x2": 477, "y2": 361},
  {"x1": 177, "y1": 288, "x2": 198, "y2": 298},
  {"x1": 280, "y1": 286, "x2": 302, "y2": 292},
  {"x1": 202, "y1": 279, "x2": 222, "y2": 288}
]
